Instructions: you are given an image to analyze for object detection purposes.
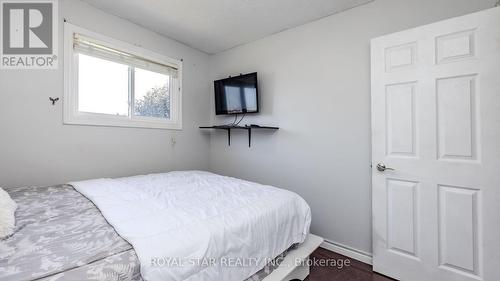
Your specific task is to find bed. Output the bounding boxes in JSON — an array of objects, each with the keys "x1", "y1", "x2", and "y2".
[{"x1": 0, "y1": 171, "x2": 319, "y2": 281}]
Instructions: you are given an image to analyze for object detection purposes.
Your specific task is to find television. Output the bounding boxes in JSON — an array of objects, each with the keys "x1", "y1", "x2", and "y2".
[{"x1": 214, "y1": 72, "x2": 259, "y2": 115}]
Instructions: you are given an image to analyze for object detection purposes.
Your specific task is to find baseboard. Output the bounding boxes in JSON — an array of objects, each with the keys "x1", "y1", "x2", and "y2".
[{"x1": 319, "y1": 239, "x2": 373, "y2": 265}]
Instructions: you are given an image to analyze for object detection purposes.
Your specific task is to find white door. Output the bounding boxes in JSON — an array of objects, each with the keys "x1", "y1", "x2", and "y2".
[{"x1": 371, "y1": 7, "x2": 500, "y2": 281}]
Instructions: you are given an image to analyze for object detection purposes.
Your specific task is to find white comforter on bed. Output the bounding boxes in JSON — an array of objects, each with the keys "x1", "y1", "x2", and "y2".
[{"x1": 70, "y1": 171, "x2": 311, "y2": 281}]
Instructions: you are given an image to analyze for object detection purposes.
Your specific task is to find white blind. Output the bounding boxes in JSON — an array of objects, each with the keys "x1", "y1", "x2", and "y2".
[{"x1": 73, "y1": 33, "x2": 178, "y2": 78}]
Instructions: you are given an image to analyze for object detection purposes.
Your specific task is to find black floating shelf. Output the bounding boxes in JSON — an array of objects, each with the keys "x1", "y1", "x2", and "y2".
[{"x1": 199, "y1": 125, "x2": 279, "y2": 147}]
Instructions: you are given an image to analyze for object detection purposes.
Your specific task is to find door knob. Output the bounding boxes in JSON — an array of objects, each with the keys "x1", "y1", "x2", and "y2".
[{"x1": 376, "y1": 163, "x2": 395, "y2": 172}]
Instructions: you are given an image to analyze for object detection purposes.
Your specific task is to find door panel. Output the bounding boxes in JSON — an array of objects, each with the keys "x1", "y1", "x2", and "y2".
[
  {"x1": 385, "y1": 42, "x2": 417, "y2": 72},
  {"x1": 438, "y1": 185, "x2": 479, "y2": 275},
  {"x1": 387, "y1": 179, "x2": 419, "y2": 257},
  {"x1": 436, "y1": 29, "x2": 476, "y2": 64},
  {"x1": 371, "y1": 7, "x2": 500, "y2": 281},
  {"x1": 386, "y1": 82, "x2": 417, "y2": 157},
  {"x1": 436, "y1": 75, "x2": 478, "y2": 161}
]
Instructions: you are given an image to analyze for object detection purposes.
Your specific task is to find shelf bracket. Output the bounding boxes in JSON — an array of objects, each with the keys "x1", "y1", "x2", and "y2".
[
  {"x1": 226, "y1": 128, "x2": 231, "y2": 146},
  {"x1": 248, "y1": 128, "x2": 252, "y2": 147}
]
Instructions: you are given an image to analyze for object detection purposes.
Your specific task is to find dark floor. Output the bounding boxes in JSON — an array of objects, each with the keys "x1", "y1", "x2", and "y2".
[{"x1": 304, "y1": 248, "x2": 395, "y2": 281}]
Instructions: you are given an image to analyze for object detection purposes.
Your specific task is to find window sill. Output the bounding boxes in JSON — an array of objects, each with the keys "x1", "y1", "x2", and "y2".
[{"x1": 63, "y1": 113, "x2": 182, "y2": 130}]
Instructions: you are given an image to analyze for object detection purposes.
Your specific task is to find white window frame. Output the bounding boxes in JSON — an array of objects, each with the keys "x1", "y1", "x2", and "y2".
[{"x1": 64, "y1": 23, "x2": 182, "y2": 130}]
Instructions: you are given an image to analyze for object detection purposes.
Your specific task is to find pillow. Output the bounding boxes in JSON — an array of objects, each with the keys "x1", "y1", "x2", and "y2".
[{"x1": 0, "y1": 187, "x2": 17, "y2": 238}]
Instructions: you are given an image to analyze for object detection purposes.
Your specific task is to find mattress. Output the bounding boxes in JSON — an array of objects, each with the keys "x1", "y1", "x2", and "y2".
[{"x1": 0, "y1": 184, "x2": 293, "y2": 281}]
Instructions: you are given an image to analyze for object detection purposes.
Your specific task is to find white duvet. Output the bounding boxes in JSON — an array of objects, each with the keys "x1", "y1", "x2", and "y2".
[{"x1": 70, "y1": 171, "x2": 311, "y2": 281}]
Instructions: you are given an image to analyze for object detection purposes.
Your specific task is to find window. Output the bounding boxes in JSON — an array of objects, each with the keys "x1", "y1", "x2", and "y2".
[{"x1": 64, "y1": 23, "x2": 182, "y2": 130}]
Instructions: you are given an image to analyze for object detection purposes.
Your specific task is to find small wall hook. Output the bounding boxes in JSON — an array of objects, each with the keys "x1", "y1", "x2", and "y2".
[{"x1": 49, "y1": 97, "x2": 59, "y2": 105}]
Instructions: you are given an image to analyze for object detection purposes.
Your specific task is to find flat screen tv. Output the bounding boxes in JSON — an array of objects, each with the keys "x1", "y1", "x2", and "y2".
[{"x1": 214, "y1": 72, "x2": 259, "y2": 115}]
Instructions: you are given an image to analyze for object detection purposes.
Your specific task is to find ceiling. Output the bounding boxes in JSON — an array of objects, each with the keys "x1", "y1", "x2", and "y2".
[{"x1": 80, "y1": 0, "x2": 372, "y2": 54}]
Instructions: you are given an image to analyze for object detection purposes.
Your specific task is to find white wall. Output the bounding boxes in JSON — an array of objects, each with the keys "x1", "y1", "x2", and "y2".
[
  {"x1": 208, "y1": 0, "x2": 497, "y2": 254},
  {"x1": 0, "y1": 0, "x2": 211, "y2": 187}
]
